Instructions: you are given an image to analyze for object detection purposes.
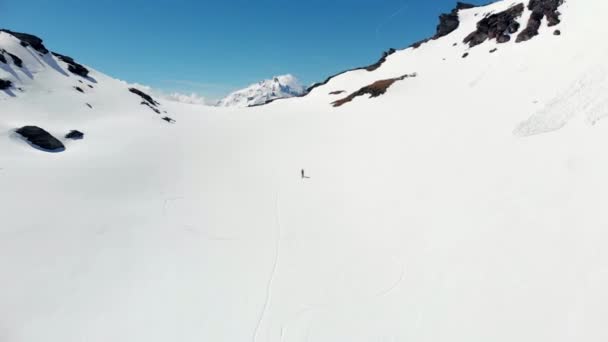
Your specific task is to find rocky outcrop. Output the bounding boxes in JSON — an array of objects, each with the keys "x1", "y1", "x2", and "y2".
[
  {"x1": 0, "y1": 29, "x2": 49, "y2": 54},
  {"x1": 65, "y1": 130, "x2": 84, "y2": 140},
  {"x1": 162, "y1": 116, "x2": 176, "y2": 123},
  {"x1": 6, "y1": 51, "x2": 23, "y2": 67},
  {"x1": 16, "y1": 126, "x2": 65, "y2": 152},
  {"x1": 52, "y1": 52, "x2": 90, "y2": 78},
  {"x1": 0, "y1": 79, "x2": 12, "y2": 90},
  {"x1": 463, "y1": 3, "x2": 525, "y2": 47},
  {"x1": 411, "y1": 2, "x2": 477, "y2": 48},
  {"x1": 365, "y1": 48, "x2": 397, "y2": 72},
  {"x1": 331, "y1": 73, "x2": 417, "y2": 107},
  {"x1": 437, "y1": 2, "x2": 477, "y2": 38},
  {"x1": 129, "y1": 88, "x2": 159, "y2": 107},
  {"x1": 516, "y1": 0, "x2": 564, "y2": 43}
]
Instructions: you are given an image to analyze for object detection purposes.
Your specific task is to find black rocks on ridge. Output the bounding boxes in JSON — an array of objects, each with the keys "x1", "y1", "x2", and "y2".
[
  {"x1": 463, "y1": 3, "x2": 525, "y2": 47},
  {"x1": 52, "y1": 52, "x2": 90, "y2": 78},
  {"x1": 0, "y1": 29, "x2": 49, "y2": 54}
]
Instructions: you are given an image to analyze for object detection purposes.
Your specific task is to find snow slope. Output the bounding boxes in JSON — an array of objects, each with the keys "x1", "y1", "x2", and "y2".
[
  {"x1": 2, "y1": 0, "x2": 608, "y2": 341},
  {"x1": 216, "y1": 74, "x2": 305, "y2": 107}
]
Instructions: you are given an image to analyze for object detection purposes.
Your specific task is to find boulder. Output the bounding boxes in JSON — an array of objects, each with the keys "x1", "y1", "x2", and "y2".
[
  {"x1": 16, "y1": 126, "x2": 65, "y2": 152},
  {"x1": 65, "y1": 130, "x2": 84, "y2": 140},
  {"x1": 0, "y1": 79, "x2": 12, "y2": 90}
]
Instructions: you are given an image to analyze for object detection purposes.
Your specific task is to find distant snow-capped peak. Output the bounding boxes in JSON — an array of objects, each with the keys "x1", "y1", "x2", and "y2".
[{"x1": 216, "y1": 74, "x2": 305, "y2": 107}]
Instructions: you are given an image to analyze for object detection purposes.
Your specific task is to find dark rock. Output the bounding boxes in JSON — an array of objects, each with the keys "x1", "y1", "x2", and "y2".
[
  {"x1": 16, "y1": 126, "x2": 65, "y2": 152},
  {"x1": 464, "y1": 3, "x2": 525, "y2": 47},
  {"x1": 142, "y1": 101, "x2": 161, "y2": 114},
  {"x1": 329, "y1": 90, "x2": 346, "y2": 95},
  {"x1": 365, "y1": 48, "x2": 397, "y2": 72},
  {"x1": 517, "y1": 0, "x2": 564, "y2": 42},
  {"x1": 0, "y1": 53, "x2": 6, "y2": 64},
  {"x1": 65, "y1": 130, "x2": 84, "y2": 140},
  {"x1": 86, "y1": 103, "x2": 93, "y2": 109},
  {"x1": 6, "y1": 51, "x2": 23, "y2": 67},
  {"x1": 462, "y1": 52, "x2": 469, "y2": 58},
  {"x1": 129, "y1": 88, "x2": 159, "y2": 106},
  {"x1": 496, "y1": 34, "x2": 511, "y2": 43},
  {"x1": 74, "y1": 86, "x2": 84, "y2": 93},
  {"x1": 0, "y1": 79, "x2": 12, "y2": 90},
  {"x1": 554, "y1": 29, "x2": 561, "y2": 35},
  {"x1": 0, "y1": 29, "x2": 49, "y2": 54},
  {"x1": 436, "y1": 2, "x2": 477, "y2": 39},
  {"x1": 87, "y1": 84, "x2": 93, "y2": 88},
  {"x1": 52, "y1": 52, "x2": 89, "y2": 77},
  {"x1": 162, "y1": 116, "x2": 176, "y2": 123},
  {"x1": 331, "y1": 73, "x2": 417, "y2": 107},
  {"x1": 489, "y1": 48, "x2": 498, "y2": 53}
]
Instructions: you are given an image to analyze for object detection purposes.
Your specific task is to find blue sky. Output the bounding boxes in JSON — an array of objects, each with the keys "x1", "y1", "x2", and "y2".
[{"x1": 1, "y1": 0, "x2": 486, "y2": 99}]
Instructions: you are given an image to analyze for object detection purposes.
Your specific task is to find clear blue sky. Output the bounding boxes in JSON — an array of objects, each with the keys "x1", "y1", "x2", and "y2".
[{"x1": 1, "y1": 0, "x2": 486, "y2": 99}]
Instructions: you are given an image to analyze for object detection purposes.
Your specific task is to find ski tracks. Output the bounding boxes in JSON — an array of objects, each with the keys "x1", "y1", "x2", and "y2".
[{"x1": 253, "y1": 187, "x2": 283, "y2": 342}]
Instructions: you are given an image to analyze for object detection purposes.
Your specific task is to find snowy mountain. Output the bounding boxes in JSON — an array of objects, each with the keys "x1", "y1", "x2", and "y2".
[
  {"x1": 3, "y1": 0, "x2": 608, "y2": 341},
  {"x1": 216, "y1": 74, "x2": 305, "y2": 107}
]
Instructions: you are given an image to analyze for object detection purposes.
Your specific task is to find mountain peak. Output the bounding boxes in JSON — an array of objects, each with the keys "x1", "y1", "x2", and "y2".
[{"x1": 217, "y1": 74, "x2": 305, "y2": 107}]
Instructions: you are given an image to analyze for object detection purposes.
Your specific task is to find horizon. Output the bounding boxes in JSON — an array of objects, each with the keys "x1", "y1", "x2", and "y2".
[{"x1": 1, "y1": 0, "x2": 487, "y2": 100}]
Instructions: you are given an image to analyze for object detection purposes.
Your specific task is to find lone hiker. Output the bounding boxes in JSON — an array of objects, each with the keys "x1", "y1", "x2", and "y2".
[{"x1": 301, "y1": 169, "x2": 310, "y2": 179}]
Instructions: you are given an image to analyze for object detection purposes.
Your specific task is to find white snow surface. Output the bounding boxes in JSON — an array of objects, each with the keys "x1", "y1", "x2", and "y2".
[
  {"x1": 216, "y1": 74, "x2": 305, "y2": 107},
  {"x1": 2, "y1": 0, "x2": 608, "y2": 341}
]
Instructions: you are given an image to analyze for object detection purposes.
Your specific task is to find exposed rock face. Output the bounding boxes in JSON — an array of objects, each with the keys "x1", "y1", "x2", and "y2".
[
  {"x1": 16, "y1": 126, "x2": 65, "y2": 152},
  {"x1": 52, "y1": 52, "x2": 90, "y2": 78},
  {"x1": 437, "y1": 2, "x2": 477, "y2": 38},
  {"x1": 0, "y1": 29, "x2": 49, "y2": 54},
  {"x1": 142, "y1": 102, "x2": 161, "y2": 114},
  {"x1": 162, "y1": 116, "x2": 176, "y2": 123},
  {"x1": 365, "y1": 48, "x2": 397, "y2": 72},
  {"x1": 463, "y1": 3, "x2": 525, "y2": 47},
  {"x1": 65, "y1": 130, "x2": 84, "y2": 140},
  {"x1": 74, "y1": 86, "x2": 84, "y2": 93},
  {"x1": 329, "y1": 90, "x2": 346, "y2": 95},
  {"x1": 129, "y1": 88, "x2": 159, "y2": 107},
  {"x1": 331, "y1": 73, "x2": 417, "y2": 107},
  {"x1": 0, "y1": 79, "x2": 12, "y2": 90},
  {"x1": 0, "y1": 53, "x2": 5, "y2": 64},
  {"x1": 411, "y1": 2, "x2": 477, "y2": 48},
  {"x1": 516, "y1": 0, "x2": 564, "y2": 42},
  {"x1": 6, "y1": 51, "x2": 23, "y2": 67}
]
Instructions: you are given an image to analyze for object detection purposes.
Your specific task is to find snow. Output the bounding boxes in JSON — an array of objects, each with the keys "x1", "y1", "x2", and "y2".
[
  {"x1": 216, "y1": 74, "x2": 305, "y2": 107},
  {"x1": 2, "y1": 0, "x2": 608, "y2": 341}
]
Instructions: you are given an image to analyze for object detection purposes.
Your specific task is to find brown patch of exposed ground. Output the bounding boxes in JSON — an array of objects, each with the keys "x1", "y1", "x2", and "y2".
[{"x1": 331, "y1": 73, "x2": 416, "y2": 107}]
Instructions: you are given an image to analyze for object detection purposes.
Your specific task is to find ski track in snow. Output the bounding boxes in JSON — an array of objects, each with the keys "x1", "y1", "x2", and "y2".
[{"x1": 253, "y1": 186, "x2": 283, "y2": 342}]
